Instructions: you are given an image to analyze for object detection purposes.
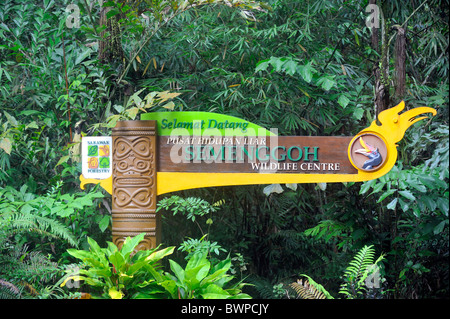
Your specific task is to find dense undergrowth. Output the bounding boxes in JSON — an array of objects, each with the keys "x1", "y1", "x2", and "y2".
[{"x1": 0, "y1": 0, "x2": 448, "y2": 299}]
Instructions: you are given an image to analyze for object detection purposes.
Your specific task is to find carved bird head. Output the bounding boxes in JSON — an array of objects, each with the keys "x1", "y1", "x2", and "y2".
[
  {"x1": 351, "y1": 101, "x2": 437, "y2": 175},
  {"x1": 355, "y1": 137, "x2": 378, "y2": 157}
]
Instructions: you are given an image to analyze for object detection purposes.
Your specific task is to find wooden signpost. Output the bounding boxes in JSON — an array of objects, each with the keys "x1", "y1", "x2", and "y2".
[{"x1": 80, "y1": 101, "x2": 436, "y2": 250}]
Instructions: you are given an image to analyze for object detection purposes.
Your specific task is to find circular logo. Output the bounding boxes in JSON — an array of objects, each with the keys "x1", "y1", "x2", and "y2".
[{"x1": 349, "y1": 133, "x2": 387, "y2": 172}]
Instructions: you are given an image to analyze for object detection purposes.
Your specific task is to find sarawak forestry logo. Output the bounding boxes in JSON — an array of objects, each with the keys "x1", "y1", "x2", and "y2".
[
  {"x1": 87, "y1": 144, "x2": 110, "y2": 169},
  {"x1": 82, "y1": 137, "x2": 112, "y2": 179}
]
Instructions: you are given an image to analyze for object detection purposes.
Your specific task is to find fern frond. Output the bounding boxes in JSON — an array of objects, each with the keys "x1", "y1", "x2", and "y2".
[
  {"x1": 213, "y1": 199, "x2": 225, "y2": 207},
  {"x1": 248, "y1": 277, "x2": 276, "y2": 299},
  {"x1": 290, "y1": 278, "x2": 327, "y2": 299},
  {"x1": 343, "y1": 245, "x2": 375, "y2": 281},
  {"x1": 339, "y1": 245, "x2": 378, "y2": 298},
  {"x1": 1, "y1": 211, "x2": 77, "y2": 247},
  {"x1": 0, "y1": 279, "x2": 21, "y2": 299}
]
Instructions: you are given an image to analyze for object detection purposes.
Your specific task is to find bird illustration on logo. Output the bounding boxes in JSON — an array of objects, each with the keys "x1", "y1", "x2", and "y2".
[{"x1": 354, "y1": 137, "x2": 382, "y2": 170}]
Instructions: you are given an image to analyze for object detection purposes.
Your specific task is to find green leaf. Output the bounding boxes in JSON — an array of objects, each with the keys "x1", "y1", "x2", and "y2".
[
  {"x1": 106, "y1": 9, "x2": 120, "y2": 19},
  {"x1": 26, "y1": 121, "x2": 39, "y2": 129},
  {"x1": 105, "y1": 242, "x2": 118, "y2": 256},
  {"x1": 58, "y1": 207, "x2": 74, "y2": 217},
  {"x1": 317, "y1": 75, "x2": 336, "y2": 91},
  {"x1": 185, "y1": 256, "x2": 211, "y2": 288},
  {"x1": 297, "y1": 63, "x2": 316, "y2": 83},
  {"x1": 196, "y1": 263, "x2": 211, "y2": 282},
  {"x1": 121, "y1": 233, "x2": 145, "y2": 258},
  {"x1": 370, "y1": 181, "x2": 385, "y2": 195},
  {"x1": 67, "y1": 248, "x2": 95, "y2": 261},
  {"x1": 55, "y1": 155, "x2": 69, "y2": 167},
  {"x1": 4, "y1": 111, "x2": 17, "y2": 126},
  {"x1": 211, "y1": 258, "x2": 232, "y2": 275},
  {"x1": 109, "y1": 287, "x2": 123, "y2": 299},
  {"x1": 87, "y1": 237, "x2": 105, "y2": 257},
  {"x1": 408, "y1": 181, "x2": 427, "y2": 193},
  {"x1": 20, "y1": 203, "x2": 34, "y2": 214},
  {"x1": 436, "y1": 198, "x2": 449, "y2": 215},
  {"x1": 283, "y1": 59, "x2": 298, "y2": 75},
  {"x1": 269, "y1": 56, "x2": 284, "y2": 72},
  {"x1": 354, "y1": 29, "x2": 360, "y2": 46},
  {"x1": 338, "y1": 95, "x2": 350, "y2": 108},
  {"x1": 201, "y1": 284, "x2": 230, "y2": 299},
  {"x1": 377, "y1": 189, "x2": 397, "y2": 203},
  {"x1": 420, "y1": 195, "x2": 437, "y2": 211},
  {"x1": 127, "y1": 260, "x2": 148, "y2": 275},
  {"x1": 169, "y1": 259, "x2": 185, "y2": 282},
  {"x1": 99, "y1": 215, "x2": 110, "y2": 232},
  {"x1": 202, "y1": 267, "x2": 228, "y2": 284},
  {"x1": 418, "y1": 175, "x2": 437, "y2": 189},
  {"x1": 386, "y1": 198, "x2": 398, "y2": 210},
  {"x1": 399, "y1": 190, "x2": 416, "y2": 201},
  {"x1": 109, "y1": 251, "x2": 126, "y2": 272},
  {"x1": 433, "y1": 220, "x2": 447, "y2": 234},
  {"x1": 0, "y1": 137, "x2": 12, "y2": 154},
  {"x1": 186, "y1": 252, "x2": 207, "y2": 271},
  {"x1": 352, "y1": 108, "x2": 365, "y2": 120},
  {"x1": 255, "y1": 59, "x2": 269, "y2": 72},
  {"x1": 359, "y1": 179, "x2": 377, "y2": 195},
  {"x1": 158, "y1": 278, "x2": 178, "y2": 298},
  {"x1": 145, "y1": 246, "x2": 175, "y2": 263},
  {"x1": 398, "y1": 198, "x2": 410, "y2": 212}
]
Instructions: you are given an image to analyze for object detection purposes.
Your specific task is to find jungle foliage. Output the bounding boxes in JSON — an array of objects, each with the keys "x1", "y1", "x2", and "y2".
[{"x1": 0, "y1": 0, "x2": 448, "y2": 299}]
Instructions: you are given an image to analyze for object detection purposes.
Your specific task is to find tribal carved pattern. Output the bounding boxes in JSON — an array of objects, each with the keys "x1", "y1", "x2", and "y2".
[
  {"x1": 112, "y1": 121, "x2": 158, "y2": 250},
  {"x1": 113, "y1": 136, "x2": 155, "y2": 210}
]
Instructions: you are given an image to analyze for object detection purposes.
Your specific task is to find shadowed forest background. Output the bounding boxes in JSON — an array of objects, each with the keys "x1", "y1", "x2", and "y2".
[{"x1": 0, "y1": 0, "x2": 448, "y2": 299}]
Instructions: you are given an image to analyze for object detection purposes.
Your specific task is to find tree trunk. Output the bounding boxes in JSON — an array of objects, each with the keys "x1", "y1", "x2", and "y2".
[
  {"x1": 370, "y1": 0, "x2": 390, "y2": 116},
  {"x1": 369, "y1": 0, "x2": 379, "y2": 52},
  {"x1": 394, "y1": 26, "x2": 406, "y2": 98},
  {"x1": 98, "y1": 6, "x2": 124, "y2": 64}
]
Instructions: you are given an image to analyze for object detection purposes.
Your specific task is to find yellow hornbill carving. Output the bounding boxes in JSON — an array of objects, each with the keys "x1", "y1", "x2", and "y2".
[
  {"x1": 348, "y1": 100, "x2": 437, "y2": 181},
  {"x1": 359, "y1": 100, "x2": 436, "y2": 148}
]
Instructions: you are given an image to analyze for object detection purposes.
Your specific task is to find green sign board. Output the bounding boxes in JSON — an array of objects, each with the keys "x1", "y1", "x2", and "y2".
[{"x1": 141, "y1": 111, "x2": 275, "y2": 136}]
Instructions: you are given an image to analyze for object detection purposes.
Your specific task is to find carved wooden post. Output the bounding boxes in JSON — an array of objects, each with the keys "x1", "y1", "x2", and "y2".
[{"x1": 111, "y1": 120, "x2": 159, "y2": 250}]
